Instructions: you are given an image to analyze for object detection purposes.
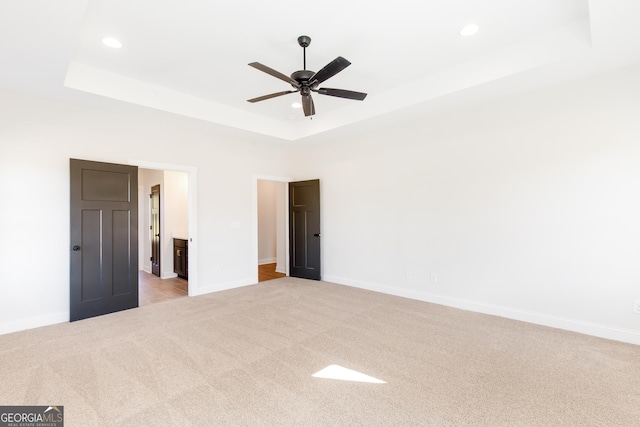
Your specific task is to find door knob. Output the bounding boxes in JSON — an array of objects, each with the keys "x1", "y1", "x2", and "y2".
[{"x1": 72, "y1": 245, "x2": 81, "y2": 251}]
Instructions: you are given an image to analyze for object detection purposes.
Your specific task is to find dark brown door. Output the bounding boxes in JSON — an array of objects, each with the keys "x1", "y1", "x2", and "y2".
[
  {"x1": 289, "y1": 179, "x2": 321, "y2": 280},
  {"x1": 70, "y1": 159, "x2": 139, "y2": 322},
  {"x1": 151, "y1": 184, "x2": 160, "y2": 277}
]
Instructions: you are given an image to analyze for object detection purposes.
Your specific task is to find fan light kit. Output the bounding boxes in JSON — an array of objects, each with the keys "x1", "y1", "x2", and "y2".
[{"x1": 247, "y1": 35, "x2": 367, "y2": 117}]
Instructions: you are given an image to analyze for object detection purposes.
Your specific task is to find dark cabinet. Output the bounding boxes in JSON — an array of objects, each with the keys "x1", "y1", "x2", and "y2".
[{"x1": 173, "y1": 238, "x2": 188, "y2": 279}]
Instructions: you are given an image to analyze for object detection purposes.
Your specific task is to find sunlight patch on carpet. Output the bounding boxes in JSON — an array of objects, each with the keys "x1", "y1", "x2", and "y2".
[{"x1": 312, "y1": 364, "x2": 386, "y2": 383}]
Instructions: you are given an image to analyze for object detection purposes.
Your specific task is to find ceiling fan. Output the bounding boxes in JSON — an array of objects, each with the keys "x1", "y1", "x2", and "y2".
[{"x1": 247, "y1": 35, "x2": 367, "y2": 117}]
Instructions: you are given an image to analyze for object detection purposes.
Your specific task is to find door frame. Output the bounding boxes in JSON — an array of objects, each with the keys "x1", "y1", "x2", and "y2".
[
  {"x1": 133, "y1": 160, "x2": 198, "y2": 296},
  {"x1": 252, "y1": 175, "x2": 291, "y2": 284}
]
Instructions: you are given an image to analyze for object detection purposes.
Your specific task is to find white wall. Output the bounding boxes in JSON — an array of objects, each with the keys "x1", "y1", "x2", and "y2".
[
  {"x1": 1, "y1": 61, "x2": 639, "y2": 344},
  {"x1": 257, "y1": 180, "x2": 278, "y2": 264},
  {"x1": 293, "y1": 63, "x2": 640, "y2": 344},
  {"x1": 0, "y1": 89, "x2": 296, "y2": 333},
  {"x1": 257, "y1": 180, "x2": 287, "y2": 270}
]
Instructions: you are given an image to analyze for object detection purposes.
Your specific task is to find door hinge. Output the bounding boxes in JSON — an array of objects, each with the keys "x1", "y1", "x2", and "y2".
[
  {"x1": 149, "y1": 194, "x2": 152, "y2": 198},
  {"x1": 150, "y1": 257, "x2": 153, "y2": 261}
]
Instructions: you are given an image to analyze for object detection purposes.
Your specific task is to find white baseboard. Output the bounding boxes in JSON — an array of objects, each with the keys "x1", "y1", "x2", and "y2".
[
  {"x1": 141, "y1": 269, "x2": 175, "y2": 279},
  {"x1": 0, "y1": 312, "x2": 68, "y2": 336},
  {"x1": 191, "y1": 277, "x2": 257, "y2": 297},
  {"x1": 5, "y1": 275, "x2": 636, "y2": 346},
  {"x1": 1, "y1": 277, "x2": 257, "y2": 335},
  {"x1": 323, "y1": 274, "x2": 640, "y2": 346},
  {"x1": 258, "y1": 258, "x2": 277, "y2": 265}
]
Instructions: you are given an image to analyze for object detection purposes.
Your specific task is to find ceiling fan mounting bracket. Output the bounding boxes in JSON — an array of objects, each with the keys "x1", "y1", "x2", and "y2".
[{"x1": 297, "y1": 35, "x2": 311, "y2": 48}]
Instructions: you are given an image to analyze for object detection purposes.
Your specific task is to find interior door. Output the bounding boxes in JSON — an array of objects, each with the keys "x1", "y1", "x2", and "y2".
[
  {"x1": 289, "y1": 179, "x2": 321, "y2": 280},
  {"x1": 151, "y1": 184, "x2": 160, "y2": 277},
  {"x1": 70, "y1": 159, "x2": 139, "y2": 322}
]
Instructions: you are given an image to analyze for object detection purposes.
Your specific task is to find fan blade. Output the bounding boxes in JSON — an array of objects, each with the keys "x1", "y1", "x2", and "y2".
[
  {"x1": 316, "y1": 88, "x2": 367, "y2": 101},
  {"x1": 310, "y1": 57, "x2": 351, "y2": 85},
  {"x1": 302, "y1": 94, "x2": 315, "y2": 117},
  {"x1": 248, "y1": 62, "x2": 299, "y2": 86},
  {"x1": 247, "y1": 90, "x2": 297, "y2": 103}
]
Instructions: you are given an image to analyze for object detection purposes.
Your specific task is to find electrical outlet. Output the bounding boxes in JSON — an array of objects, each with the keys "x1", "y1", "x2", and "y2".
[
  {"x1": 430, "y1": 273, "x2": 439, "y2": 283},
  {"x1": 633, "y1": 300, "x2": 640, "y2": 314},
  {"x1": 214, "y1": 266, "x2": 221, "y2": 274},
  {"x1": 405, "y1": 270, "x2": 413, "y2": 279}
]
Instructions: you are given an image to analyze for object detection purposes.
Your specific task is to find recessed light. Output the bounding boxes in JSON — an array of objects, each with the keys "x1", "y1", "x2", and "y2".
[
  {"x1": 102, "y1": 37, "x2": 123, "y2": 49},
  {"x1": 460, "y1": 24, "x2": 479, "y2": 37},
  {"x1": 291, "y1": 102, "x2": 302, "y2": 109}
]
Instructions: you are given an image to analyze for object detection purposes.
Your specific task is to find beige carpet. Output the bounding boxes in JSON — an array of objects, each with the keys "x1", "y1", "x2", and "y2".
[{"x1": 1, "y1": 277, "x2": 639, "y2": 426}]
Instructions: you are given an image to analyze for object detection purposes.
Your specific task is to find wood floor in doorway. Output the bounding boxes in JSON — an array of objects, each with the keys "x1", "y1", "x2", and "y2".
[
  {"x1": 259, "y1": 263, "x2": 286, "y2": 282},
  {"x1": 139, "y1": 270, "x2": 188, "y2": 306}
]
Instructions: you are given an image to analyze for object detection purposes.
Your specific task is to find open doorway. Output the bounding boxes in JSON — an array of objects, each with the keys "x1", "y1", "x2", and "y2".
[
  {"x1": 257, "y1": 179, "x2": 287, "y2": 282},
  {"x1": 139, "y1": 167, "x2": 191, "y2": 304},
  {"x1": 151, "y1": 184, "x2": 161, "y2": 276}
]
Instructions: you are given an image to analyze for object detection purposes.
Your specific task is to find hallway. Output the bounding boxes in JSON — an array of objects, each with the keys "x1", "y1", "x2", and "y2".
[
  {"x1": 139, "y1": 264, "x2": 284, "y2": 307},
  {"x1": 139, "y1": 270, "x2": 188, "y2": 306},
  {"x1": 258, "y1": 263, "x2": 286, "y2": 282}
]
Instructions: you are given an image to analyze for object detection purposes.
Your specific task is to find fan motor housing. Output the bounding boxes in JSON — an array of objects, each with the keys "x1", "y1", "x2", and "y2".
[{"x1": 291, "y1": 70, "x2": 315, "y2": 85}]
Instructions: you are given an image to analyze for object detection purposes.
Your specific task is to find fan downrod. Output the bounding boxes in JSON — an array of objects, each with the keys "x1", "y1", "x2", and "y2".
[{"x1": 298, "y1": 35, "x2": 311, "y2": 70}]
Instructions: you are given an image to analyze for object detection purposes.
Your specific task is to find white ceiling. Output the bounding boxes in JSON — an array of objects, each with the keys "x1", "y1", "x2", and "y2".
[{"x1": 1, "y1": 0, "x2": 640, "y2": 141}]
